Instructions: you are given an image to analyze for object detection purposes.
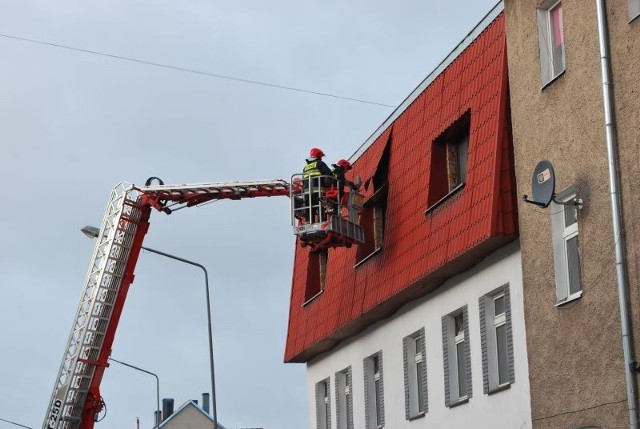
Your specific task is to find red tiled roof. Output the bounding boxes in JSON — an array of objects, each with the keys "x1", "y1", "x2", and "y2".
[{"x1": 285, "y1": 14, "x2": 517, "y2": 363}]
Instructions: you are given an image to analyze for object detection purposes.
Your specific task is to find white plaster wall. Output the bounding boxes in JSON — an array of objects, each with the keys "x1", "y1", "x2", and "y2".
[{"x1": 306, "y1": 241, "x2": 532, "y2": 429}]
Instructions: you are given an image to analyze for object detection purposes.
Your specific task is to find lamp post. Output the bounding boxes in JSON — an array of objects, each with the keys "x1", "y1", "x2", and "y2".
[
  {"x1": 108, "y1": 357, "x2": 160, "y2": 429},
  {"x1": 81, "y1": 226, "x2": 218, "y2": 429}
]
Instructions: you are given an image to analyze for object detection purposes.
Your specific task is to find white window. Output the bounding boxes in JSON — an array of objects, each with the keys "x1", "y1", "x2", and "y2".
[
  {"x1": 630, "y1": 0, "x2": 640, "y2": 21},
  {"x1": 315, "y1": 378, "x2": 331, "y2": 429},
  {"x1": 335, "y1": 367, "x2": 353, "y2": 429},
  {"x1": 442, "y1": 307, "x2": 471, "y2": 406},
  {"x1": 479, "y1": 286, "x2": 515, "y2": 393},
  {"x1": 364, "y1": 352, "x2": 384, "y2": 428},
  {"x1": 537, "y1": 0, "x2": 566, "y2": 86},
  {"x1": 403, "y1": 329, "x2": 427, "y2": 419},
  {"x1": 551, "y1": 190, "x2": 582, "y2": 304}
]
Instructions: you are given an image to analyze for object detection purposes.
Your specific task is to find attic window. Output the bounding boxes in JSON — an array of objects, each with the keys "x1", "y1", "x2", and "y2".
[
  {"x1": 427, "y1": 111, "x2": 470, "y2": 210},
  {"x1": 304, "y1": 249, "x2": 327, "y2": 304},
  {"x1": 356, "y1": 141, "x2": 390, "y2": 265}
]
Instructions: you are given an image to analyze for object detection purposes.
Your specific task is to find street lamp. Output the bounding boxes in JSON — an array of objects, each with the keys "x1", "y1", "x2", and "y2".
[
  {"x1": 81, "y1": 225, "x2": 218, "y2": 429},
  {"x1": 108, "y1": 357, "x2": 160, "y2": 429}
]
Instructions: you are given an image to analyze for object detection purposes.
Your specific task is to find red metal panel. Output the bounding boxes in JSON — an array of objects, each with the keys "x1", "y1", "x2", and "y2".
[{"x1": 284, "y1": 14, "x2": 517, "y2": 363}]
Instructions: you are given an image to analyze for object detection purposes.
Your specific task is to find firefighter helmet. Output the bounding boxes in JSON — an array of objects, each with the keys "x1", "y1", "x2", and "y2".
[
  {"x1": 337, "y1": 159, "x2": 352, "y2": 170},
  {"x1": 310, "y1": 147, "x2": 325, "y2": 158}
]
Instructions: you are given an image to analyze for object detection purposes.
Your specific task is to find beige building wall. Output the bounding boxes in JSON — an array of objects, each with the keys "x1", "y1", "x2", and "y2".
[{"x1": 503, "y1": 0, "x2": 640, "y2": 427}]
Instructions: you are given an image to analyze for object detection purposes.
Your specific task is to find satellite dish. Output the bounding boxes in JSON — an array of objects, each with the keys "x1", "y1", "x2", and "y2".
[{"x1": 523, "y1": 160, "x2": 556, "y2": 208}]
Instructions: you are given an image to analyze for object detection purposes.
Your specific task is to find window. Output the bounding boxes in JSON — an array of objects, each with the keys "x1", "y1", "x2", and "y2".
[
  {"x1": 304, "y1": 249, "x2": 328, "y2": 303},
  {"x1": 479, "y1": 286, "x2": 515, "y2": 393},
  {"x1": 630, "y1": 0, "x2": 640, "y2": 21},
  {"x1": 356, "y1": 142, "x2": 390, "y2": 263},
  {"x1": 427, "y1": 112, "x2": 470, "y2": 209},
  {"x1": 363, "y1": 352, "x2": 384, "y2": 428},
  {"x1": 315, "y1": 378, "x2": 331, "y2": 429},
  {"x1": 442, "y1": 307, "x2": 471, "y2": 406},
  {"x1": 403, "y1": 329, "x2": 427, "y2": 419},
  {"x1": 551, "y1": 189, "x2": 582, "y2": 304},
  {"x1": 335, "y1": 367, "x2": 354, "y2": 429},
  {"x1": 537, "y1": 0, "x2": 566, "y2": 86}
]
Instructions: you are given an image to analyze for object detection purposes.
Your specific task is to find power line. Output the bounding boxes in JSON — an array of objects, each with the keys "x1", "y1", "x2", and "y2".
[
  {"x1": 0, "y1": 417, "x2": 33, "y2": 429},
  {"x1": 0, "y1": 32, "x2": 396, "y2": 108}
]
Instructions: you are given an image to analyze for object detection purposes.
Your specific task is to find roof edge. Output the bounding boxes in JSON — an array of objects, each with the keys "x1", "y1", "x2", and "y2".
[{"x1": 349, "y1": 0, "x2": 504, "y2": 162}]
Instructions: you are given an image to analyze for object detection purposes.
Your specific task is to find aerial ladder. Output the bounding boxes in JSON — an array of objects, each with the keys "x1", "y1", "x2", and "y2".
[{"x1": 43, "y1": 176, "x2": 364, "y2": 429}]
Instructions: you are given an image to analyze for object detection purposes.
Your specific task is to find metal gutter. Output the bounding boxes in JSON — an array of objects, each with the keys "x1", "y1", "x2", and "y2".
[
  {"x1": 349, "y1": 0, "x2": 504, "y2": 161},
  {"x1": 595, "y1": 0, "x2": 638, "y2": 427}
]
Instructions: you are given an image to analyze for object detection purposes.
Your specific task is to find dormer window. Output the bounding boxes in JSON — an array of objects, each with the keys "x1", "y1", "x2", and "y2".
[{"x1": 427, "y1": 111, "x2": 470, "y2": 209}]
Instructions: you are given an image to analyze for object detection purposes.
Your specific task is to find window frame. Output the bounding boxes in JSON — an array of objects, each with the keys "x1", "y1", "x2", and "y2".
[
  {"x1": 335, "y1": 367, "x2": 354, "y2": 429},
  {"x1": 426, "y1": 111, "x2": 470, "y2": 213},
  {"x1": 536, "y1": 0, "x2": 566, "y2": 87},
  {"x1": 402, "y1": 329, "x2": 428, "y2": 420},
  {"x1": 315, "y1": 377, "x2": 332, "y2": 429},
  {"x1": 630, "y1": 0, "x2": 640, "y2": 22},
  {"x1": 442, "y1": 307, "x2": 472, "y2": 407},
  {"x1": 551, "y1": 188, "x2": 582, "y2": 305},
  {"x1": 479, "y1": 285, "x2": 515, "y2": 394},
  {"x1": 303, "y1": 249, "x2": 328, "y2": 305},
  {"x1": 363, "y1": 352, "x2": 385, "y2": 429}
]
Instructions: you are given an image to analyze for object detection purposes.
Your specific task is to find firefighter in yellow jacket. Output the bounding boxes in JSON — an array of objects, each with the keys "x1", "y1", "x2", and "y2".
[{"x1": 301, "y1": 147, "x2": 333, "y2": 222}]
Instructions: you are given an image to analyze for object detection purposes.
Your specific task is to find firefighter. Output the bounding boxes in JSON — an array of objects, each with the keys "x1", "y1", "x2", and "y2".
[
  {"x1": 331, "y1": 158, "x2": 357, "y2": 198},
  {"x1": 301, "y1": 147, "x2": 333, "y2": 222}
]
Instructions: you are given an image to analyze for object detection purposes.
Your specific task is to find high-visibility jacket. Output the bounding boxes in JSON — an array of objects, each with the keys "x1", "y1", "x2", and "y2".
[{"x1": 303, "y1": 158, "x2": 332, "y2": 187}]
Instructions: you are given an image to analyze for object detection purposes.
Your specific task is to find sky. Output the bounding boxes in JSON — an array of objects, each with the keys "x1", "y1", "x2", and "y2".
[{"x1": 0, "y1": 1, "x2": 498, "y2": 428}]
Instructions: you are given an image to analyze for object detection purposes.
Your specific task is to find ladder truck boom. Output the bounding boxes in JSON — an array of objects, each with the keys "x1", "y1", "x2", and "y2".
[
  {"x1": 43, "y1": 179, "x2": 290, "y2": 429},
  {"x1": 43, "y1": 176, "x2": 364, "y2": 428}
]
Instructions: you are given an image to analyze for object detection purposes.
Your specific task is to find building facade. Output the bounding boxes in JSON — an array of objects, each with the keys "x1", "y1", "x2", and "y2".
[
  {"x1": 503, "y1": 0, "x2": 640, "y2": 427},
  {"x1": 285, "y1": 7, "x2": 532, "y2": 428}
]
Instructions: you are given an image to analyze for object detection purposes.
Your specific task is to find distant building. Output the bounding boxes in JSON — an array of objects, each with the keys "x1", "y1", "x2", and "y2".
[
  {"x1": 284, "y1": 6, "x2": 533, "y2": 429},
  {"x1": 158, "y1": 395, "x2": 261, "y2": 429},
  {"x1": 159, "y1": 398, "x2": 215, "y2": 429},
  {"x1": 504, "y1": 0, "x2": 640, "y2": 427}
]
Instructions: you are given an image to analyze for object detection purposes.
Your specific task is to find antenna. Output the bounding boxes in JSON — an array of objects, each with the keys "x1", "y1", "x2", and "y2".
[
  {"x1": 523, "y1": 160, "x2": 556, "y2": 208},
  {"x1": 523, "y1": 159, "x2": 584, "y2": 209}
]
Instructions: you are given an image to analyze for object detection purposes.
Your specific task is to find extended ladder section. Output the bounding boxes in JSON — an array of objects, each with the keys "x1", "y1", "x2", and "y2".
[
  {"x1": 44, "y1": 184, "x2": 149, "y2": 429},
  {"x1": 140, "y1": 179, "x2": 291, "y2": 213},
  {"x1": 291, "y1": 174, "x2": 365, "y2": 250},
  {"x1": 43, "y1": 179, "x2": 292, "y2": 429}
]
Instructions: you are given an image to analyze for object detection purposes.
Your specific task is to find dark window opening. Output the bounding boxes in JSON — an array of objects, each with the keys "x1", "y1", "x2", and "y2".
[
  {"x1": 356, "y1": 142, "x2": 390, "y2": 264},
  {"x1": 304, "y1": 249, "x2": 328, "y2": 303},
  {"x1": 428, "y1": 111, "x2": 470, "y2": 208}
]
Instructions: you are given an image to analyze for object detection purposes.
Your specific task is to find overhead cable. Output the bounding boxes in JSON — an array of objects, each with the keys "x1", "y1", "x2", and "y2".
[{"x1": 0, "y1": 32, "x2": 396, "y2": 108}]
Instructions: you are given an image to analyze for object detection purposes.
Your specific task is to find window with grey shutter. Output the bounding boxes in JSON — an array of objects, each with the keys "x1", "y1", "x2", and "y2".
[
  {"x1": 335, "y1": 367, "x2": 353, "y2": 429},
  {"x1": 442, "y1": 306, "x2": 471, "y2": 407},
  {"x1": 363, "y1": 352, "x2": 384, "y2": 428},
  {"x1": 479, "y1": 285, "x2": 515, "y2": 394},
  {"x1": 402, "y1": 328, "x2": 427, "y2": 419}
]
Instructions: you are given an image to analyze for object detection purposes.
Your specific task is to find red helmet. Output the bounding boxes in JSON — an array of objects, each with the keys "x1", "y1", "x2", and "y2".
[
  {"x1": 337, "y1": 159, "x2": 352, "y2": 170},
  {"x1": 310, "y1": 147, "x2": 325, "y2": 158}
]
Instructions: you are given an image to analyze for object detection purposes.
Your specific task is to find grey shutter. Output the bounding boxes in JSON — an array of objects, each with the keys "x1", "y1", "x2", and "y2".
[
  {"x1": 442, "y1": 315, "x2": 451, "y2": 407},
  {"x1": 363, "y1": 357, "x2": 371, "y2": 429},
  {"x1": 504, "y1": 286, "x2": 516, "y2": 384},
  {"x1": 316, "y1": 381, "x2": 322, "y2": 429},
  {"x1": 479, "y1": 296, "x2": 489, "y2": 394},
  {"x1": 376, "y1": 352, "x2": 385, "y2": 427},
  {"x1": 334, "y1": 372, "x2": 340, "y2": 428},
  {"x1": 463, "y1": 306, "x2": 472, "y2": 399},
  {"x1": 418, "y1": 329, "x2": 428, "y2": 413},
  {"x1": 347, "y1": 369, "x2": 354, "y2": 429},
  {"x1": 402, "y1": 336, "x2": 411, "y2": 420},
  {"x1": 326, "y1": 379, "x2": 332, "y2": 429}
]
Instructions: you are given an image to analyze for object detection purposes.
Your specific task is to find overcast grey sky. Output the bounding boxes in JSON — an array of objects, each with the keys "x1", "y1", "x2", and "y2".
[{"x1": 0, "y1": 1, "x2": 498, "y2": 428}]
